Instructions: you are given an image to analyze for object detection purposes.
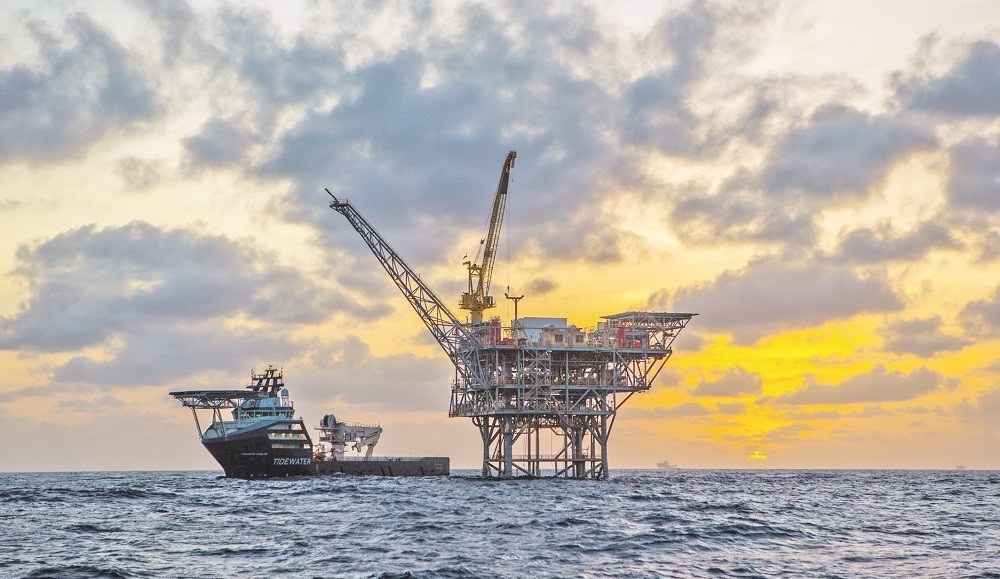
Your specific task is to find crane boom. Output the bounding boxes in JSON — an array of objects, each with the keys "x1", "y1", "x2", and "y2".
[
  {"x1": 461, "y1": 150, "x2": 516, "y2": 324},
  {"x1": 479, "y1": 150, "x2": 515, "y2": 302},
  {"x1": 326, "y1": 190, "x2": 483, "y2": 388}
]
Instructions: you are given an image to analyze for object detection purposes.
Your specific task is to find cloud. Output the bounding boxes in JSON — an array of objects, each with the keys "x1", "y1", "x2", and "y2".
[
  {"x1": 691, "y1": 366, "x2": 763, "y2": 396},
  {"x1": 183, "y1": 116, "x2": 260, "y2": 168},
  {"x1": 765, "y1": 364, "x2": 946, "y2": 405},
  {"x1": 715, "y1": 401, "x2": 746, "y2": 415},
  {"x1": 54, "y1": 394, "x2": 125, "y2": 413},
  {"x1": 211, "y1": 4, "x2": 347, "y2": 106},
  {"x1": 955, "y1": 386, "x2": 1000, "y2": 425},
  {"x1": 244, "y1": 1, "x2": 795, "y2": 274},
  {"x1": 625, "y1": 402, "x2": 713, "y2": 419},
  {"x1": 0, "y1": 13, "x2": 158, "y2": 164},
  {"x1": 758, "y1": 104, "x2": 937, "y2": 202},
  {"x1": 827, "y1": 221, "x2": 959, "y2": 264},
  {"x1": 299, "y1": 335, "x2": 453, "y2": 411},
  {"x1": 878, "y1": 316, "x2": 971, "y2": 357},
  {"x1": 762, "y1": 423, "x2": 812, "y2": 443},
  {"x1": 523, "y1": 278, "x2": 557, "y2": 296},
  {"x1": 648, "y1": 256, "x2": 901, "y2": 343},
  {"x1": 116, "y1": 157, "x2": 163, "y2": 191},
  {"x1": 668, "y1": 183, "x2": 819, "y2": 246},
  {"x1": 663, "y1": 105, "x2": 938, "y2": 249},
  {"x1": 269, "y1": 53, "x2": 614, "y2": 263},
  {"x1": 893, "y1": 39, "x2": 1000, "y2": 116},
  {"x1": 51, "y1": 324, "x2": 302, "y2": 387},
  {"x1": 959, "y1": 285, "x2": 1000, "y2": 338},
  {"x1": 0, "y1": 222, "x2": 386, "y2": 385},
  {"x1": 971, "y1": 228, "x2": 1000, "y2": 263},
  {"x1": 622, "y1": 1, "x2": 776, "y2": 156},
  {"x1": 946, "y1": 136, "x2": 1000, "y2": 211}
]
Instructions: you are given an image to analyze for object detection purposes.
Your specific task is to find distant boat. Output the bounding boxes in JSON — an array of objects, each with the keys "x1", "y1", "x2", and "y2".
[
  {"x1": 656, "y1": 459, "x2": 679, "y2": 469},
  {"x1": 956, "y1": 465, "x2": 968, "y2": 471}
]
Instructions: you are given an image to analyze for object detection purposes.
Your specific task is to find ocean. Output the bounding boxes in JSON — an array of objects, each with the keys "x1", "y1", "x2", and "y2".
[{"x1": 1, "y1": 469, "x2": 997, "y2": 578}]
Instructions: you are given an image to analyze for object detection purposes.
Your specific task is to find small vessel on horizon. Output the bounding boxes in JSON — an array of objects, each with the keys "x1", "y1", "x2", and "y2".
[{"x1": 656, "y1": 459, "x2": 679, "y2": 469}]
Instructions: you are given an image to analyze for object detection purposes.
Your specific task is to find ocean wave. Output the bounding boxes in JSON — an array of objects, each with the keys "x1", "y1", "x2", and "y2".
[{"x1": 1, "y1": 470, "x2": 998, "y2": 578}]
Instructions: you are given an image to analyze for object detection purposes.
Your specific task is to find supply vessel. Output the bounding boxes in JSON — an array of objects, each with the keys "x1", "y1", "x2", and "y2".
[{"x1": 170, "y1": 366, "x2": 448, "y2": 478}]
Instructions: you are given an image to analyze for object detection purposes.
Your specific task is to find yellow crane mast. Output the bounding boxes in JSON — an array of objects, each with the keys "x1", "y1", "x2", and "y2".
[{"x1": 460, "y1": 150, "x2": 516, "y2": 325}]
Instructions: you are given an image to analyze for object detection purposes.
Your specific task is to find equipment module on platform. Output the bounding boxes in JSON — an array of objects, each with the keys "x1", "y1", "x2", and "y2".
[
  {"x1": 326, "y1": 151, "x2": 696, "y2": 479},
  {"x1": 170, "y1": 366, "x2": 449, "y2": 478}
]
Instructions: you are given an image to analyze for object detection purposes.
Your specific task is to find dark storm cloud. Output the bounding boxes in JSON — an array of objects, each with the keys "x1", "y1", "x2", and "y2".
[
  {"x1": 648, "y1": 256, "x2": 902, "y2": 343},
  {"x1": 0, "y1": 222, "x2": 383, "y2": 359},
  {"x1": 0, "y1": 13, "x2": 158, "y2": 163},
  {"x1": 691, "y1": 366, "x2": 763, "y2": 397},
  {"x1": 893, "y1": 40, "x2": 1000, "y2": 116},
  {"x1": 959, "y1": 285, "x2": 1000, "y2": 338},
  {"x1": 764, "y1": 365, "x2": 945, "y2": 405},
  {"x1": 758, "y1": 104, "x2": 937, "y2": 202},
  {"x1": 946, "y1": 136, "x2": 1000, "y2": 211},
  {"x1": 827, "y1": 221, "x2": 959, "y2": 264},
  {"x1": 879, "y1": 316, "x2": 971, "y2": 358}
]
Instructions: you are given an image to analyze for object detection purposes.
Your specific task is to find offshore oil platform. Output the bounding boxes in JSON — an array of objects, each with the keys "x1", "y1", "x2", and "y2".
[{"x1": 327, "y1": 151, "x2": 695, "y2": 479}]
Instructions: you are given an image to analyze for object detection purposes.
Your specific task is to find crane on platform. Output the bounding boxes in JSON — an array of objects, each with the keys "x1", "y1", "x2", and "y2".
[{"x1": 461, "y1": 151, "x2": 516, "y2": 325}]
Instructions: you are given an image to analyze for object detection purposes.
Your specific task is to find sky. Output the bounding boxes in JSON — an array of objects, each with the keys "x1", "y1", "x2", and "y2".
[{"x1": 0, "y1": 0, "x2": 998, "y2": 472}]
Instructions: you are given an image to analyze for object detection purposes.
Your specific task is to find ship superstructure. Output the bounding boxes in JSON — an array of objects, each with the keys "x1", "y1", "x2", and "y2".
[{"x1": 326, "y1": 152, "x2": 696, "y2": 479}]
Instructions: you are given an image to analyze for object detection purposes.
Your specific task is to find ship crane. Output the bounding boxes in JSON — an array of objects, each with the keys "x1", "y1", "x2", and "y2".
[
  {"x1": 461, "y1": 151, "x2": 516, "y2": 325},
  {"x1": 326, "y1": 152, "x2": 696, "y2": 479},
  {"x1": 316, "y1": 413, "x2": 383, "y2": 460}
]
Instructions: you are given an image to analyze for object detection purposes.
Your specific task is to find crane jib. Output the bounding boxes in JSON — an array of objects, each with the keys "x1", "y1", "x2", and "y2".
[{"x1": 325, "y1": 187, "x2": 483, "y2": 391}]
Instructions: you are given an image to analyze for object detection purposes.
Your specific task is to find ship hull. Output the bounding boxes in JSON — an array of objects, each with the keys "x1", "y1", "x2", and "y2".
[
  {"x1": 199, "y1": 419, "x2": 450, "y2": 478},
  {"x1": 202, "y1": 420, "x2": 313, "y2": 478},
  {"x1": 315, "y1": 457, "x2": 449, "y2": 477}
]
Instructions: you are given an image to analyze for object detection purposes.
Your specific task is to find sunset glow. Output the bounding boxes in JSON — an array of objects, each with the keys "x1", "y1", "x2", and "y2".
[{"x1": 0, "y1": 1, "x2": 997, "y2": 471}]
